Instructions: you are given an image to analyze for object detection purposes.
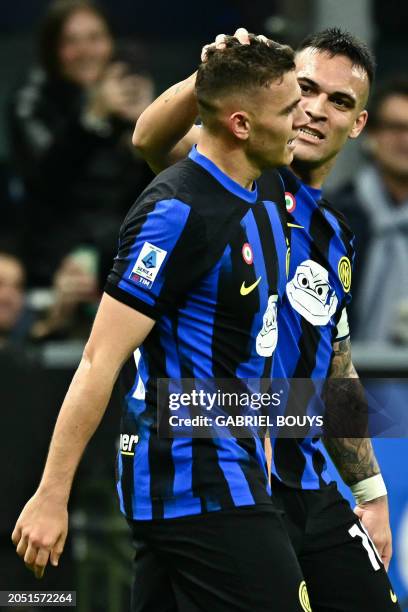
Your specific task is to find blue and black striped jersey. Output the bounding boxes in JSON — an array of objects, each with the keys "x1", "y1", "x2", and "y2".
[
  {"x1": 268, "y1": 167, "x2": 355, "y2": 489},
  {"x1": 105, "y1": 147, "x2": 289, "y2": 520}
]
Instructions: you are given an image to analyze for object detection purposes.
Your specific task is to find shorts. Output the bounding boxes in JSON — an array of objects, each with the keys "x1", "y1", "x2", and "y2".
[
  {"x1": 128, "y1": 504, "x2": 308, "y2": 612},
  {"x1": 271, "y1": 477, "x2": 402, "y2": 612}
]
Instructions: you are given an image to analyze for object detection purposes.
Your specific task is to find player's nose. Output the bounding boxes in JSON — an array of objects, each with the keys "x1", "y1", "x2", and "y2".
[
  {"x1": 293, "y1": 105, "x2": 309, "y2": 130},
  {"x1": 303, "y1": 94, "x2": 328, "y2": 122}
]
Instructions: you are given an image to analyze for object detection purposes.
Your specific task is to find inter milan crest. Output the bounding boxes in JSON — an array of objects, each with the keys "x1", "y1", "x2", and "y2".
[{"x1": 338, "y1": 256, "x2": 352, "y2": 293}]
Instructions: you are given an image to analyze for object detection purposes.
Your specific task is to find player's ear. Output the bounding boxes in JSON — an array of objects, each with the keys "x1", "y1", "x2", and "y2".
[
  {"x1": 228, "y1": 111, "x2": 250, "y2": 140},
  {"x1": 349, "y1": 109, "x2": 368, "y2": 139}
]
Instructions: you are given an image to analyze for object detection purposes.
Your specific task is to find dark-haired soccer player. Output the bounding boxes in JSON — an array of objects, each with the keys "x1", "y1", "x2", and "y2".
[
  {"x1": 133, "y1": 27, "x2": 402, "y2": 611},
  {"x1": 12, "y1": 40, "x2": 311, "y2": 611}
]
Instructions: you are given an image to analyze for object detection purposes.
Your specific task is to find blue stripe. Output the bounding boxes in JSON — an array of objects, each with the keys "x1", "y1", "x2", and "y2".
[
  {"x1": 215, "y1": 439, "x2": 256, "y2": 506},
  {"x1": 132, "y1": 432, "x2": 153, "y2": 519},
  {"x1": 189, "y1": 146, "x2": 258, "y2": 204},
  {"x1": 116, "y1": 453, "x2": 125, "y2": 514}
]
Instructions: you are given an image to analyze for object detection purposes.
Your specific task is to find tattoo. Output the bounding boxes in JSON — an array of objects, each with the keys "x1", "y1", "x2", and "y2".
[
  {"x1": 323, "y1": 437, "x2": 380, "y2": 486},
  {"x1": 322, "y1": 338, "x2": 380, "y2": 486},
  {"x1": 329, "y1": 337, "x2": 357, "y2": 378},
  {"x1": 163, "y1": 76, "x2": 195, "y2": 103}
]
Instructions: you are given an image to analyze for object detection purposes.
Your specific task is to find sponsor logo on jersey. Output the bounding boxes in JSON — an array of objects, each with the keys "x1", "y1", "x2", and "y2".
[
  {"x1": 242, "y1": 243, "x2": 253, "y2": 265},
  {"x1": 338, "y1": 256, "x2": 352, "y2": 293},
  {"x1": 286, "y1": 260, "x2": 338, "y2": 326},
  {"x1": 285, "y1": 192, "x2": 296, "y2": 213},
  {"x1": 256, "y1": 294, "x2": 278, "y2": 356},
  {"x1": 299, "y1": 581, "x2": 311, "y2": 612},
  {"x1": 240, "y1": 277, "x2": 261, "y2": 296},
  {"x1": 129, "y1": 242, "x2": 167, "y2": 289},
  {"x1": 120, "y1": 434, "x2": 139, "y2": 456}
]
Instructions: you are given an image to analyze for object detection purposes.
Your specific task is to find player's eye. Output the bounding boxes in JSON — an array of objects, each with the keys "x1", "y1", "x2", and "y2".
[
  {"x1": 299, "y1": 83, "x2": 311, "y2": 94},
  {"x1": 332, "y1": 97, "x2": 348, "y2": 108}
]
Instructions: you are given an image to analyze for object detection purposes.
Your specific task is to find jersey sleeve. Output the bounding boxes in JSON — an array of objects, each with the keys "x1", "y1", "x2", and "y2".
[{"x1": 105, "y1": 197, "x2": 208, "y2": 319}]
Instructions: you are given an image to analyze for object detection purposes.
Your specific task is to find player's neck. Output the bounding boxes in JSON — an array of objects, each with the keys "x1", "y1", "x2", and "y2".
[
  {"x1": 290, "y1": 156, "x2": 336, "y2": 190},
  {"x1": 197, "y1": 135, "x2": 260, "y2": 190}
]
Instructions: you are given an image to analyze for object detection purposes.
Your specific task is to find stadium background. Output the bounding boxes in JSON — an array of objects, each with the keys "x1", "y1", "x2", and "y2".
[{"x1": 0, "y1": 0, "x2": 407, "y2": 609}]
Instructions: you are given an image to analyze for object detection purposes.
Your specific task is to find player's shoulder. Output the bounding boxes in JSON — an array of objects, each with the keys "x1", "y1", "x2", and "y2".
[{"x1": 319, "y1": 197, "x2": 355, "y2": 243}]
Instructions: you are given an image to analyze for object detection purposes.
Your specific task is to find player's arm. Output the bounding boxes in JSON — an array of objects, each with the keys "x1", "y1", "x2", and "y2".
[
  {"x1": 323, "y1": 337, "x2": 392, "y2": 569},
  {"x1": 11, "y1": 293, "x2": 154, "y2": 579},
  {"x1": 132, "y1": 71, "x2": 201, "y2": 173}
]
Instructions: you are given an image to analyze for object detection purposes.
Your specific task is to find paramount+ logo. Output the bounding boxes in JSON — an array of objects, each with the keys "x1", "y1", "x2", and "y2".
[{"x1": 120, "y1": 434, "x2": 139, "y2": 456}]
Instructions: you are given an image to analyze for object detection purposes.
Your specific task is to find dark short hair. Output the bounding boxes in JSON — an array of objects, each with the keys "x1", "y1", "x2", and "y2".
[
  {"x1": 368, "y1": 77, "x2": 408, "y2": 127},
  {"x1": 196, "y1": 36, "x2": 295, "y2": 123},
  {"x1": 298, "y1": 27, "x2": 376, "y2": 86},
  {"x1": 38, "y1": 0, "x2": 113, "y2": 79}
]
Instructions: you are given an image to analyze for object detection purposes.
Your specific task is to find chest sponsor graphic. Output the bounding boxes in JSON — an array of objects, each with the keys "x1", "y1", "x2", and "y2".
[
  {"x1": 286, "y1": 259, "x2": 338, "y2": 325},
  {"x1": 256, "y1": 294, "x2": 279, "y2": 357},
  {"x1": 129, "y1": 241, "x2": 167, "y2": 289}
]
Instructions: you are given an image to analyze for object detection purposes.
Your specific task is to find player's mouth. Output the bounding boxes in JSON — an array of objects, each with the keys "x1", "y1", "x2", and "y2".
[{"x1": 298, "y1": 127, "x2": 324, "y2": 142}]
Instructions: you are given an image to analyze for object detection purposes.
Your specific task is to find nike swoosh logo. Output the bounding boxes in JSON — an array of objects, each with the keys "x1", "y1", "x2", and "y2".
[
  {"x1": 240, "y1": 277, "x2": 261, "y2": 296},
  {"x1": 390, "y1": 590, "x2": 398, "y2": 604},
  {"x1": 287, "y1": 223, "x2": 304, "y2": 228}
]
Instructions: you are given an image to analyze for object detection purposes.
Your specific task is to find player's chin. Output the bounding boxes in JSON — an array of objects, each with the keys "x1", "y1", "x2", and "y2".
[{"x1": 292, "y1": 140, "x2": 324, "y2": 163}]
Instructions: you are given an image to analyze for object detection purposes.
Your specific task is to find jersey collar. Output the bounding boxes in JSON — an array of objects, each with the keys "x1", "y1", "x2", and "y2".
[
  {"x1": 189, "y1": 146, "x2": 258, "y2": 204},
  {"x1": 300, "y1": 181, "x2": 322, "y2": 202}
]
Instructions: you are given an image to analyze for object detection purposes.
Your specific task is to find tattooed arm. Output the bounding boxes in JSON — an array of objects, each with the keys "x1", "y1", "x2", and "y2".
[
  {"x1": 323, "y1": 337, "x2": 392, "y2": 570},
  {"x1": 322, "y1": 337, "x2": 380, "y2": 486}
]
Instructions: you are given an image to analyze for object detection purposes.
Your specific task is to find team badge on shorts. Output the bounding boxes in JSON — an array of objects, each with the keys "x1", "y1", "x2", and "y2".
[
  {"x1": 299, "y1": 581, "x2": 311, "y2": 612},
  {"x1": 129, "y1": 241, "x2": 167, "y2": 289},
  {"x1": 285, "y1": 192, "x2": 296, "y2": 213},
  {"x1": 338, "y1": 256, "x2": 352, "y2": 292}
]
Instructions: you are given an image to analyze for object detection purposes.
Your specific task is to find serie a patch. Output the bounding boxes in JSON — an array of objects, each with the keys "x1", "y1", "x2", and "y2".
[{"x1": 129, "y1": 241, "x2": 167, "y2": 289}]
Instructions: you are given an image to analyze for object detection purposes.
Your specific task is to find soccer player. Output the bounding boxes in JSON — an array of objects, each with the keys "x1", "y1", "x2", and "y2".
[
  {"x1": 12, "y1": 40, "x2": 311, "y2": 611},
  {"x1": 132, "y1": 27, "x2": 402, "y2": 611}
]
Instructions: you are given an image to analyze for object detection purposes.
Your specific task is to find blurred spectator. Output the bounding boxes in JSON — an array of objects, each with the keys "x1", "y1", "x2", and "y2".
[
  {"x1": 31, "y1": 251, "x2": 98, "y2": 341},
  {"x1": 0, "y1": 251, "x2": 25, "y2": 348},
  {"x1": 330, "y1": 78, "x2": 408, "y2": 343},
  {"x1": 8, "y1": 0, "x2": 154, "y2": 288}
]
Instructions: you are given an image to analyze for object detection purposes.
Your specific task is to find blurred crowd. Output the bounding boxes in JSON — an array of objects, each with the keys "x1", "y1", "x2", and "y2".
[
  {"x1": 1, "y1": 0, "x2": 155, "y2": 353},
  {"x1": 0, "y1": 0, "x2": 408, "y2": 357}
]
